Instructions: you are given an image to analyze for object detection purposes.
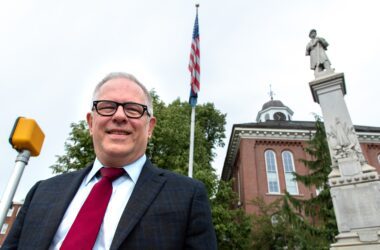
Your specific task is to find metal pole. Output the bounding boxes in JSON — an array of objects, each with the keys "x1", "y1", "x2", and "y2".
[
  {"x1": 0, "y1": 150, "x2": 30, "y2": 228},
  {"x1": 188, "y1": 106, "x2": 196, "y2": 178}
]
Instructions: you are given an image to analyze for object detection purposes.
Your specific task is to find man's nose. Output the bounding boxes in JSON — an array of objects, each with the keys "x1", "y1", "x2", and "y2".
[{"x1": 112, "y1": 106, "x2": 128, "y2": 120}]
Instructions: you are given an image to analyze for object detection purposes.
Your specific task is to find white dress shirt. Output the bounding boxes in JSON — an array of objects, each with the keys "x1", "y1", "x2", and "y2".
[{"x1": 49, "y1": 155, "x2": 146, "y2": 250}]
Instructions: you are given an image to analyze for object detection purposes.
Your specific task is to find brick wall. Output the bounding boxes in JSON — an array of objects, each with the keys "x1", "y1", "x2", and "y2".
[{"x1": 0, "y1": 202, "x2": 23, "y2": 246}]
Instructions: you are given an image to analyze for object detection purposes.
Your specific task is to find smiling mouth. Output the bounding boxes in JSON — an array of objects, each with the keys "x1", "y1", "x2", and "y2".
[{"x1": 106, "y1": 129, "x2": 131, "y2": 135}]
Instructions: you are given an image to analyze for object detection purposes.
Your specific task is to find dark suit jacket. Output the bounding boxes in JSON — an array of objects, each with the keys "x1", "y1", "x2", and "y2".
[{"x1": 2, "y1": 159, "x2": 217, "y2": 250}]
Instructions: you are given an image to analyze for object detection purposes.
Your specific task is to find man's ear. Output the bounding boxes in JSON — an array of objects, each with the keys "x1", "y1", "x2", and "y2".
[
  {"x1": 86, "y1": 112, "x2": 93, "y2": 136},
  {"x1": 147, "y1": 116, "x2": 156, "y2": 137}
]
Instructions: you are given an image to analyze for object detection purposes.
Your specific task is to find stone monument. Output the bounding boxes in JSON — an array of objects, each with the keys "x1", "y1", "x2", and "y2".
[{"x1": 307, "y1": 30, "x2": 380, "y2": 249}]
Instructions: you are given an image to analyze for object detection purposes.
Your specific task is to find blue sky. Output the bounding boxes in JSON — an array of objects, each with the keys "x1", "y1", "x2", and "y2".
[{"x1": 1, "y1": 0, "x2": 380, "y2": 201}]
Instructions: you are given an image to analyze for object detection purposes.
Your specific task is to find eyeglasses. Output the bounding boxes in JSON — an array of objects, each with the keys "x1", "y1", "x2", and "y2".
[{"x1": 92, "y1": 100, "x2": 151, "y2": 119}]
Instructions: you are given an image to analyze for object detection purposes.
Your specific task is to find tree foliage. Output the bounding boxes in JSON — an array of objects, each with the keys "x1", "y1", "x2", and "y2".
[
  {"x1": 212, "y1": 180, "x2": 253, "y2": 250},
  {"x1": 293, "y1": 116, "x2": 336, "y2": 239},
  {"x1": 250, "y1": 196, "x2": 302, "y2": 250},
  {"x1": 250, "y1": 196, "x2": 332, "y2": 249},
  {"x1": 281, "y1": 116, "x2": 337, "y2": 248},
  {"x1": 50, "y1": 120, "x2": 94, "y2": 173},
  {"x1": 146, "y1": 92, "x2": 225, "y2": 174},
  {"x1": 145, "y1": 91, "x2": 226, "y2": 195}
]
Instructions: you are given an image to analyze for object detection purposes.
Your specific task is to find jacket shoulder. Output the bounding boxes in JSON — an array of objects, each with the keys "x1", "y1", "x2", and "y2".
[{"x1": 151, "y1": 164, "x2": 206, "y2": 189}]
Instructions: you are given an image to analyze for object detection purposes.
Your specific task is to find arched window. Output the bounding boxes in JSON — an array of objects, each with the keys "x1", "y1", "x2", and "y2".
[
  {"x1": 265, "y1": 150, "x2": 280, "y2": 194},
  {"x1": 378, "y1": 154, "x2": 380, "y2": 165},
  {"x1": 282, "y1": 151, "x2": 299, "y2": 195}
]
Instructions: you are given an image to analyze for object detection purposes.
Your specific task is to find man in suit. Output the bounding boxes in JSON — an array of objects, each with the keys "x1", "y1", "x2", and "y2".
[{"x1": 2, "y1": 72, "x2": 217, "y2": 249}]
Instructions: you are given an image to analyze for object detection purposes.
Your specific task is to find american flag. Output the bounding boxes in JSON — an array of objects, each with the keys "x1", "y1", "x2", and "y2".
[{"x1": 188, "y1": 10, "x2": 200, "y2": 107}]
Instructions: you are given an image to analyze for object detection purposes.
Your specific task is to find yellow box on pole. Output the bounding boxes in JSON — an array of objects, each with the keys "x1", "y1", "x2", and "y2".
[{"x1": 9, "y1": 117, "x2": 45, "y2": 156}]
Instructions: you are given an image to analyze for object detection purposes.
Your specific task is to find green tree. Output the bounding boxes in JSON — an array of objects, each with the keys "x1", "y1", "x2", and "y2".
[
  {"x1": 278, "y1": 195, "x2": 331, "y2": 249},
  {"x1": 250, "y1": 196, "x2": 281, "y2": 250},
  {"x1": 281, "y1": 116, "x2": 337, "y2": 249},
  {"x1": 249, "y1": 196, "x2": 308, "y2": 250},
  {"x1": 250, "y1": 197, "x2": 330, "y2": 250},
  {"x1": 50, "y1": 120, "x2": 94, "y2": 173},
  {"x1": 146, "y1": 91, "x2": 226, "y2": 194},
  {"x1": 212, "y1": 180, "x2": 253, "y2": 250}
]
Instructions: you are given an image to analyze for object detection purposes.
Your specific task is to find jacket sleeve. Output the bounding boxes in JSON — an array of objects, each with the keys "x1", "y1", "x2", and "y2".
[
  {"x1": 318, "y1": 37, "x2": 329, "y2": 49},
  {"x1": 185, "y1": 181, "x2": 217, "y2": 250},
  {"x1": 1, "y1": 181, "x2": 41, "y2": 250}
]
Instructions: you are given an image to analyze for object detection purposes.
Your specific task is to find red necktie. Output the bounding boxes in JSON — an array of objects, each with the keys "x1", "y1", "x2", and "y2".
[{"x1": 60, "y1": 167, "x2": 125, "y2": 250}]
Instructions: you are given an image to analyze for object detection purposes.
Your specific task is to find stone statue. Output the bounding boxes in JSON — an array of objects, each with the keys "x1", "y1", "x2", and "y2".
[{"x1": 306, "y1": 29, "x2": 332, "y2": 75}]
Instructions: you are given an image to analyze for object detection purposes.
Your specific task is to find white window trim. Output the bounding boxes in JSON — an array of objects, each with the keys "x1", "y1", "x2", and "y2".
[
  {"x1": 265, "y1": 150, "x2": 281, "y2": 194},
  {"x1": 282, "y1": 150, "x2": 299, "y2": 195},
  {"x1": 7, "y1": 207, "x2": 14, "y2": 217},
  {"x1": 1, "y1": 223, "x2": 8, "y2": 234}
]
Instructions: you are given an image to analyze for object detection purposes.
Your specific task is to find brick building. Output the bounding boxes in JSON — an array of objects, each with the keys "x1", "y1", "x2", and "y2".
[
  {"x1": 221, "y1": 98, "x2": 380, "y2": 215},
  {"x1": 0, "y1": 202, "x2": 23, "y2": 246}
]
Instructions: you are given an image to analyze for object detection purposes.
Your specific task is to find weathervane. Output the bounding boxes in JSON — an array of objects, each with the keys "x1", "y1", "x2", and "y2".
[{"x1": 268, "y1": 84, "x2": 275, "y2": 101}]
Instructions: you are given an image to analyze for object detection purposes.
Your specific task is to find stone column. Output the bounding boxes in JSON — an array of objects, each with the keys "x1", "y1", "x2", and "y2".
[{"x1": 309, "y1": 72, "x2": 380, "y2": 249}]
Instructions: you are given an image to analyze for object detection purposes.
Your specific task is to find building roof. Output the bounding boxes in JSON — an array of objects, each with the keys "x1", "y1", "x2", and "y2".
[
  {"x1": 261, "y1": 100, "x2": 286, "y2": 110},
  {"x1": 235, "y1": 120, "x2": 380, "y2": 133},
  {"x1": 221, "y1": 120, "x2": 380, "y2": 180}
]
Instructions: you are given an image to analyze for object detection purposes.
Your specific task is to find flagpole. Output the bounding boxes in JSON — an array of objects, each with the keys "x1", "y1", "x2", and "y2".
[
  {"x1": 188, "y1": 3, "x2": 199, "y2": 178},
  {"x1": 188, "y1": 106, "x2": 195, "y2": 178}
]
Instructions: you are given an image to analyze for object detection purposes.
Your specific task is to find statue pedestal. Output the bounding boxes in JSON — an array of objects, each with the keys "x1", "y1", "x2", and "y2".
[
  {"x1": 330, "y1": 180, "x2": 380, "y2": 249},
  {"x1": 309, "y1": 72, "x2": 380, "y2": 249}
]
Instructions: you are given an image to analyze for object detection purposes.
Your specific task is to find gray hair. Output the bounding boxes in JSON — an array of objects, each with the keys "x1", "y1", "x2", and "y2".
[{"x1": 92, "y1": 72, "x2": 153, "y2": 116}]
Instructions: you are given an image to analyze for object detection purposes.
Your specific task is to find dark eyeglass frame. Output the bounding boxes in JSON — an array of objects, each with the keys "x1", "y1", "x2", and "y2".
[{"x1": 92, "y1": 100, "x2": 151, "y2": 119}]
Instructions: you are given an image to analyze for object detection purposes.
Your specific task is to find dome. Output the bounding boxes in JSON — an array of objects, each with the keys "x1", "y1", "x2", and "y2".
[
  {"x1": 261, "y1": 100, "x2": 285, "y2": 111},
  {"x1": 256, "y1": 98, "x2": 294, "y2": 122}
]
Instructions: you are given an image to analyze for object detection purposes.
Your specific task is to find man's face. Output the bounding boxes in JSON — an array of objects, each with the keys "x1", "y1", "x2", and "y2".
[
  {"x1": 86, "y1": 78, "x2": 156, "y2": 167},
  {"x1": 309, "y1": 31, "x2": 316, "y2": 39}
]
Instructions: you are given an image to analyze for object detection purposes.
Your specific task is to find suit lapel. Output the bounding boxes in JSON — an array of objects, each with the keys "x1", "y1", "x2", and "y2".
[
  {"x1": 39, "y1": 165, "x2": 92, "y2": 249},
  {"x1": 110, "y1": 160, "x2": 166, "y2": 250}
]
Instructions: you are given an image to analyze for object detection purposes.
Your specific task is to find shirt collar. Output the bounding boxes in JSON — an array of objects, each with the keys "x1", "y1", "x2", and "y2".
[{"x1": 85, "y1": 155, "x2": 146, "y2": 185}]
